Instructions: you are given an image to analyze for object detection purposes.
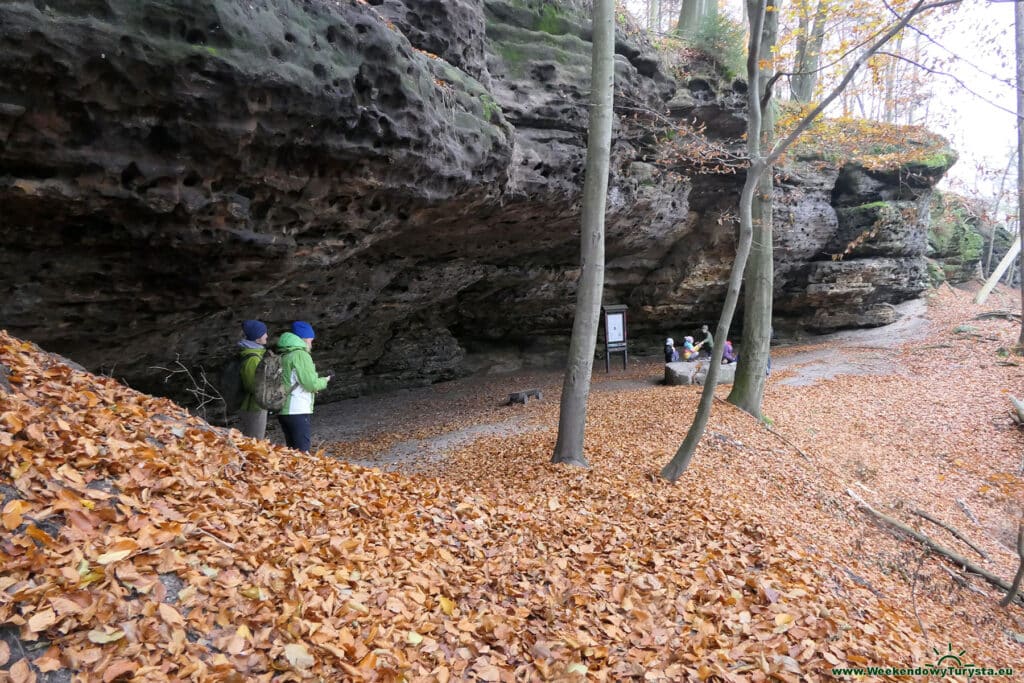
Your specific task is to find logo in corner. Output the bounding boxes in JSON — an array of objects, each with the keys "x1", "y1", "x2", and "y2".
[{"x1": 930, "y1": 644, "x2": 975, "y2": 670}]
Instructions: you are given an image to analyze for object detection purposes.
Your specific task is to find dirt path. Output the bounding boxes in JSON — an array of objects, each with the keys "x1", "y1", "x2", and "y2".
[{"x1": 311, "y1": 297, "x2": 934, "y2": 468}]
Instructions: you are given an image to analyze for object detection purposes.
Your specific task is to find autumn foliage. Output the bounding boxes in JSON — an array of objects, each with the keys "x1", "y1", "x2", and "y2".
[{"x1": 2, "y1": 284, "x2": 1024, "y2": 682}]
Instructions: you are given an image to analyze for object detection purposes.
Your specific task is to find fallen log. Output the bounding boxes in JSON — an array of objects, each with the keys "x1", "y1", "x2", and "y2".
[
  {"x1": 974, "y1": 310, "x2": 1021, "y2": 321},
  {"x1": 847, "y1": 489, "x2": 1022, "y2": 606}
]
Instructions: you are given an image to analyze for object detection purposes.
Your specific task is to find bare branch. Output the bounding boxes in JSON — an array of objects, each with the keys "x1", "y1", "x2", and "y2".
[
  {"x1": 909, "y1": 508, "x2": 990, "y2": 560},
  {"x1": 876, "y1": 51, "x2": 1023, "y2": 119},
  {"x1": 911, "y1": 551, "x2": 930, "y2": 640},
  {"x1": 848, "y1": 488, "x2": 1024, "y2": 605}
]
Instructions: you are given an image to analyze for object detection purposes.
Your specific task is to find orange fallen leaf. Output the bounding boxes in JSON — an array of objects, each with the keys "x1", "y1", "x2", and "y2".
[
  {"x1": 3, "y1": 500, "x2": 31, "y2": 531},
  {"x1": 27, "y1": 608, "x2": 57, "y2": 633},
  {"x1": 102, "y1": 660, "x2": 138, "y2": 682},
  {"x1": 158, "y1": 602, "x2": 185, "y2": 627}
]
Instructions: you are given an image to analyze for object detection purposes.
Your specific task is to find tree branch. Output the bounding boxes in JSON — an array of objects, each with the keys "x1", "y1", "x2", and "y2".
[
  {"x1": 910, "y1": 508, "x2": 989, "y2": 560},
  {"x1": 876, "y1": 51, "x2": 1023, "y2": 119},
  {"x1": 848, "y1": 489, "x2": 1024, "y2": 605}
]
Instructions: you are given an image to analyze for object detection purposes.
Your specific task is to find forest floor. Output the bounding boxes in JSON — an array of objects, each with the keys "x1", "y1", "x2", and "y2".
[
  {"x1": 2, "y1": 283, "x2": 1024, "y2": 682},
  {"x1": 312, "y1": 298, "x2": 931, "y2": 469}
]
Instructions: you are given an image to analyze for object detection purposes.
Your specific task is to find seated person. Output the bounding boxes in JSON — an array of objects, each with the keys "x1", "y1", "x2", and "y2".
[
  {"x1": 664, "y1": 337, "x2": 679, "y2": 363},
  {"x1": 722, "y1": 340, "x2": 738, "y2": 364},
  {"x1": 681, "y1": 336, "x2": 700, "y2": 361}
]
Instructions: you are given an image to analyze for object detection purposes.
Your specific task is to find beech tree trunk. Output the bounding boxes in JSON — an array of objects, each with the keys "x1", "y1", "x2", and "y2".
[
  {"x1": 984, "y1": 151, "x2": 1016, "y2": 278},
  {"x1": 728, "y1": 5, "x2": 777, "y2": 417},
  {"x1": 1017, "y1": 0, "x2": 1024, "y2": 350},
  {"x1": 976, "y1": 233, "x2": 1021, "y2": 305},
  {"x1": 662, "y1": 0, "x2": 768, "y2": 482},
  {"x1": 791, "y1": 0, "x2": 828, "y2": 103},
  {"x1": 648, "y1": 0, "x2": 661, "y2": 32},
  {"x1": 662, "y1": 0, "x2": 957, "y2": 481},
  {"x1": 551, "y1": 0, "x2": 615, "y2": 466},
  {"x1": 678, "y1": 0, "x2": 715, "y2": 36}
]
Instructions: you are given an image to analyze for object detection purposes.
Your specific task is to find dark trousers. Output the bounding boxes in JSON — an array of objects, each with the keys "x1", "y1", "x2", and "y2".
[{"x1": 278, "y1": 413, "x2": 312, "y2": 452}]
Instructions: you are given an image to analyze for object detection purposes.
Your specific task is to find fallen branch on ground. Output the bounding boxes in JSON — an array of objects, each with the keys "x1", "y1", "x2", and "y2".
[
  {"x1": 712, "y1": 396, "x2": 814, "y2": 463},
  {"x1": 910, "y1": 552, "x2": 930, "y2": 640},
  {"x1": 763, "y1": 424, "x2": 814, "y2": 463},
  {"x1": 974, "y1": 310, "x2": 1021, "y2": 321},
  {"x1": 956, "y1": 498, "x2": 979, "y2": 525},
  {"x1": 910, "y1": 508, "x2": 989, "y2": 560},
  {"x1": 847, "y1": 489, "x2": 1022, "y2": 606},
  {"x1": 827, "y1": 560, "x2": 884, "y2": 598},
  {"x1": 936, "y1": 563, "x2": 989, "y2": 597}
]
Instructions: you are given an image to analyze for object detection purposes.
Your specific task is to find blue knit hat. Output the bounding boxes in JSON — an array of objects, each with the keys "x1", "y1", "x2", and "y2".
[
  {"x1": 242, "y1": 320, "x2": 267, "y2": 341},
  {"x1": 291, "y1": 321, "x2": 315, "y2": 339}
]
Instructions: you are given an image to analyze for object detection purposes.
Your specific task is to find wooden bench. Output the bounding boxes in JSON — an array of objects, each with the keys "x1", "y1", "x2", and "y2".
[{"x1": 507, "y1": 388, "x2": 542, "y2": 405}]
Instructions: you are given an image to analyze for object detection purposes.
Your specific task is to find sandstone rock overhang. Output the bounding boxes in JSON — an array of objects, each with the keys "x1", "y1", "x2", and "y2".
[{"x1": 0, "y1": 0, "x2": 955, "y2": 402}]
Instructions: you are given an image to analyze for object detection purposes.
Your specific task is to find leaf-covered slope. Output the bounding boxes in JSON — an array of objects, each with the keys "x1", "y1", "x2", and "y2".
[{"x1": 0, "y1": 328, "x2": 974, "y2": 681}]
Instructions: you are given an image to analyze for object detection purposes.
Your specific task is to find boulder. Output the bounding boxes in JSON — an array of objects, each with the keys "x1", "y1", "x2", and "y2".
[
  {"x1": 694, "y1": 362, "x2": 736, "y2": 386},
  {"x1": 665, "y1": 361, "x2": 702, "y2": 386}
]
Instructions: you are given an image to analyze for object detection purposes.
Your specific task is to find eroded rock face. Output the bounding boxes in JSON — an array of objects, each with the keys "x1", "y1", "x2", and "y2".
[{"x1": 0, "y1": 0, "x2": 953, "y2": 401}]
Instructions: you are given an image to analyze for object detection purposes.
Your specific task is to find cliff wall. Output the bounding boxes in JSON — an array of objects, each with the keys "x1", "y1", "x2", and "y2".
[{"x1": 0, "y1": 0, "x2": 954, "y2": 398}]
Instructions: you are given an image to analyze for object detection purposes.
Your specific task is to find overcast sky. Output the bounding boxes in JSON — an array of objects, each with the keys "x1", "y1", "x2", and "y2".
[
  {"x1": 622, "y1": 0, "x2": 1020, "y2": 201},
  {"x1": 925, "y1": 0, "x2": 1017, "y2": 197}
]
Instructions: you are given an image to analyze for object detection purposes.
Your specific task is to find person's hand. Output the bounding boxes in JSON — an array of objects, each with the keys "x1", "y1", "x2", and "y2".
[{"x1": 326, "y1": 370, "x2": 335, "y2": 382}]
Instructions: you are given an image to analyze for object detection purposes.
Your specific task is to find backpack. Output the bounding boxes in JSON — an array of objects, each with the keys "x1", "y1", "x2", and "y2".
[
  {"x1": 218, "y1": 356, "x2": 245, "y2": 413},
  {"x1": 252, "y1": 349, "x2": 296, "y2": 412}
]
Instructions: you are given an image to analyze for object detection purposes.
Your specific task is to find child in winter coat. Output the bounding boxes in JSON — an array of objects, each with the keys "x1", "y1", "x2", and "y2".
[
  {"x1": 681, "y1": 336, "x2": 700, "y2": 361},
  {"x1": 664, "y1": 338, "x2": 680, "y2": 363},
  {"x1": 722, "y1": 340, "x2": 738, "y2": 364}
]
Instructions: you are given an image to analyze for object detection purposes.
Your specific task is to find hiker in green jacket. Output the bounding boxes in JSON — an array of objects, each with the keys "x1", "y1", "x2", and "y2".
[
  {"x1": 238, "y1": 320, "x2": 268, "y2": 439},
  {"x1": 698, "y1": 324, "x2": 714, "y2": 359},
  {"x1": 276, "y1": 321, "x2": 332, "y2": 452}
]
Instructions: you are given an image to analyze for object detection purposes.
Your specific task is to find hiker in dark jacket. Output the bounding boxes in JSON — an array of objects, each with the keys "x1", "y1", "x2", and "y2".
[
  {"x1": 276, "y1": 321, "x2": 332, "y2": 452},
  {"x1": 238, "y1": 320, "x2": 268, "y2": 439}
]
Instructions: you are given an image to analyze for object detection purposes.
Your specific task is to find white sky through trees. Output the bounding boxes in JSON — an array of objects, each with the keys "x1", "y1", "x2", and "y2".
[{"x1": 619, "y1": 0, "x2": 1018, "y2": 201}]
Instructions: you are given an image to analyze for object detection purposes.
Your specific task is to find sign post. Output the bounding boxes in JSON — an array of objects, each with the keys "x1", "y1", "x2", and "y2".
[{"x1": 601, "y1": 304, "x2": 628, "y2": 372}]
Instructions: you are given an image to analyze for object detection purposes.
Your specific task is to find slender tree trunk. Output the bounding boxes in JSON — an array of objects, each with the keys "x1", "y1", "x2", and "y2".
[
  {"x1": 661, "y1": 0, "x2": 956, "y2": 481},
  {"x1": 662, "y1": 0, "x2": 767, "y2": 482},
  {"x1": 882, "y1": 32, "x2": 904, "y2": 123},
  {"x1": 728, "y1": 5, "x2": 777, "y2": 417},
  {"x1": 791, "y1": 6, "x2": 811, "y2": 101},
  {"x1": 1017, "y1": 0, "x2": 1024, "y2": 350},
  {"x1": 984, "y1": 150, "x2": 1017, "y2": 278},
  {"x1": 551, "y1": 0, "x2": 615, "y2": 466},
  {"x1": 791, "y1": 0, "x2": 828, "y2": 103},
  {"x1": 648, "y1": 0, "x2": 661, "y2": 32},
  {"x1": 977, "y1": 234, "x2": 1021, "y2": 305}
]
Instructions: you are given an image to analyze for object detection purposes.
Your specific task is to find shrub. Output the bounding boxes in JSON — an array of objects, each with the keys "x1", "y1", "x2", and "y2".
[{"x1": 686, "y1": 12, "x2": 746, "y2": 80}]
